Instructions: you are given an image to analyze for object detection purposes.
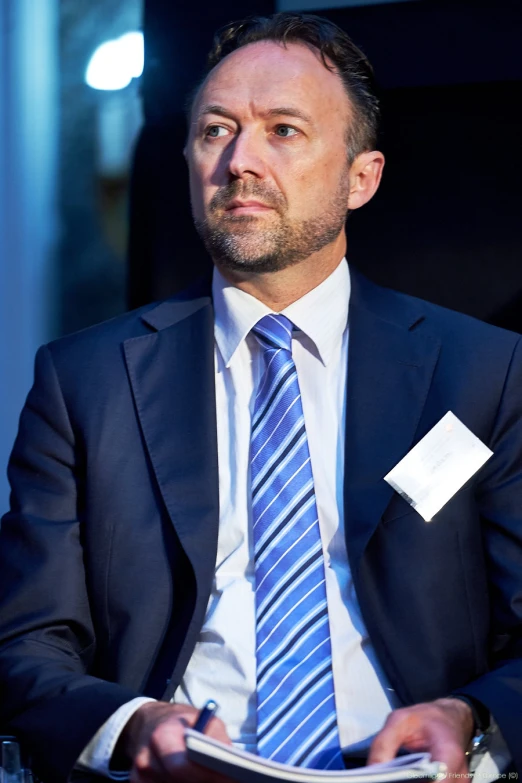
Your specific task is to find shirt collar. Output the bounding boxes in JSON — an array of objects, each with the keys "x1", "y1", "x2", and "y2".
[{"x1": 212, "y1": 258, "x2": 350, "y2": 368}]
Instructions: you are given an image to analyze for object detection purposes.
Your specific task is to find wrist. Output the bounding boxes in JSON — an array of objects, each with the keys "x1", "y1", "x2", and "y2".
[
  {"x1": 445, "y1": 694, "x2": 492, "y2": 759},
  {"x1": 447, "y1": 694, "x2": 490, "y2": 734},
  {"x1": 114, "y1": 701, "x2": 158, "y2": 764},
  {"x1": 435, "y1": 696, "x2": 475, "y2": 746}
]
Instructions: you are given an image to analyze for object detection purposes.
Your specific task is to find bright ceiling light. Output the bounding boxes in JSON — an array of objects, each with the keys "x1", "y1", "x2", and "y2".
[
  {"x1": 85, "y1": 31, "x2": 144, "y2": 91},
  {"x1": 119, "y1": 32, "x2": 145, "y2": 79}
]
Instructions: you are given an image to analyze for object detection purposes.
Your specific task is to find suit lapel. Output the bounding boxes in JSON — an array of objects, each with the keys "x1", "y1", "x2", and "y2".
[
  {"x1": 123, "y1": 294, "x2": 219, "y2": 688},
  {"x1": 344, "y1": 271, "x2": 441, "y2": 575}
]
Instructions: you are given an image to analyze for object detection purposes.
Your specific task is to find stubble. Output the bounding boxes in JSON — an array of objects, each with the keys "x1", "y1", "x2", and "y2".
[{"x1": 193, "y1": 175, "x2": 350, "y2": 274}]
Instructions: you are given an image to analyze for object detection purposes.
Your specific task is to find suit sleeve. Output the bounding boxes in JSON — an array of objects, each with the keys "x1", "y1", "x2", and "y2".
[
  {"x1": 454, "y1": 335, "x2": 522, "y2": 771},
  {"x1": 0, "y1": 345, "x2": 140, "y2": 783}
]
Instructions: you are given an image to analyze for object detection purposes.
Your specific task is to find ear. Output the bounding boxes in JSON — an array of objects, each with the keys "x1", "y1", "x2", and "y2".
[{"x1": 347, "y1": 150, "x2": 385, "y2": 211}]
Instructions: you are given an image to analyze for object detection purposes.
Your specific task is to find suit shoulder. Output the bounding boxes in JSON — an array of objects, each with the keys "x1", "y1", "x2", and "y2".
[
  {"x1": 44, "y1": 277, "x2": 212, "y2": 366},
  {"x1": 411, "y1": 291, "x2": 520, "y2": 348},
  {"x1": 45, "y1": 302, "x2": 157, "y2": 361},
  {"x1": 357, "y1": 271, "x2": 521, "y2": 350}
]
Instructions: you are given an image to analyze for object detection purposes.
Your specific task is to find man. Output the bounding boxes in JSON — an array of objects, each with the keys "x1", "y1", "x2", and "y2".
[{"x1": 0, "y1": 12, "x2": 521, "y2": 783}]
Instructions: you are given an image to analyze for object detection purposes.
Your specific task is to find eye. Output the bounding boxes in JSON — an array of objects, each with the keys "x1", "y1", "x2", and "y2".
[
  {"x1": 205, "y1": 125, "x2": 229, "y2": 138},
  {"x1": 275, "y1": 125, "x2": 298, "y2": 138}
]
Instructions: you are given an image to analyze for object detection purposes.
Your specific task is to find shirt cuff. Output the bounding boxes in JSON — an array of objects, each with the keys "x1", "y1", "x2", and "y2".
[{"x1": 76, "y1": 696, "x2": 156, "y2": 780}]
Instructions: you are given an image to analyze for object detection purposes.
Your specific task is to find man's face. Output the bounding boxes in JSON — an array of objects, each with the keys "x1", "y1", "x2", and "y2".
[{"x1": 186, "y1": 40, "x2": 354, "y2": 274}]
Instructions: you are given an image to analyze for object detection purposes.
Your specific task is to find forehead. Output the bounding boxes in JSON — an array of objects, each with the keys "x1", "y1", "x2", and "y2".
[{"x1": 193, "y1": 40, "x2": 351, "y2": 122}]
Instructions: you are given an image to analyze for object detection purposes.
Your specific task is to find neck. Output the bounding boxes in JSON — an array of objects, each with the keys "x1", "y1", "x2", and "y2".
[{"x1": 214, "y1": 236, "x2": 346, "y2": 311}]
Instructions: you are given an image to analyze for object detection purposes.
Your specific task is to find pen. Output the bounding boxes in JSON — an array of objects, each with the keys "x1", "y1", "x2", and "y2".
[{"x1": 193, "y1": 699, "x2": 219, "y2": 733}]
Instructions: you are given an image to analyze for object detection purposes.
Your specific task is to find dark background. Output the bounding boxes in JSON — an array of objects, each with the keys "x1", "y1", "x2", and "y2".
[{"x1": 129, "y1": 0, "x2": 522, "y2": 332}]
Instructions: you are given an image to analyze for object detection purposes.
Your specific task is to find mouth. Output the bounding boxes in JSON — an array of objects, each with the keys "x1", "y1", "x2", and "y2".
[{"x1": 224, "y1": 200, "x2": 274, "y2": 215}]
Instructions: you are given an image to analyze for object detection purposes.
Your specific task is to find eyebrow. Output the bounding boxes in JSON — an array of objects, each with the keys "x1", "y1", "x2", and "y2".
[{"x1": 197, "y1": 104, "x2": 314, "y2": 126}]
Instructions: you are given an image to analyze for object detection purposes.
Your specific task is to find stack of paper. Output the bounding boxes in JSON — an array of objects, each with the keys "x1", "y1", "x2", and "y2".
[{"x1": 185, "y1": 729, "x2": 446, "y2": 783}]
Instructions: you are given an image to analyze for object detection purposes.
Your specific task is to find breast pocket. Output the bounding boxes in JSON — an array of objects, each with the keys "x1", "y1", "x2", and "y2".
[{"x1": 381, "y1": 483, "x2": 476, "y2": 525}]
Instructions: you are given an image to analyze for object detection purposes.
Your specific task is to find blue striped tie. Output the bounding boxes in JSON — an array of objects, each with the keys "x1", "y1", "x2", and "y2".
[{"x1": 251, "y1": 314, "x2": 343, "y2": 770}]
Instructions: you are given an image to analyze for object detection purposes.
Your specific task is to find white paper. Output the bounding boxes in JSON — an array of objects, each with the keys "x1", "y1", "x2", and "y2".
[
  {"x1": 185, "y1": 729, "x2": 445, "y2": 782},
  {"x1": 384, "y1": 411, "x2": 493, "y2": 522}
]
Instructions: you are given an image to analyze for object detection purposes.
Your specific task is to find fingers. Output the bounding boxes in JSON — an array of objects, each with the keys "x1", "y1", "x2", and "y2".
[
  {"x1": 130, "y1": 739, "x2": 168, "y2": 783},
  {"x1": 126, "y1": 701, "x2": 235, "y2": 783},
  {"x1": 146, "y1": 719, "x2": 204, "y2": 780},
  {"x1": 204, "y1": 715, "x2": 234, "y2": 745},
  {"x1": 367, "y1": 701, "x2": 471, "y2": 775},
  {"x1": 367, "y1": 709, "x2": 418, "y2": 764}
]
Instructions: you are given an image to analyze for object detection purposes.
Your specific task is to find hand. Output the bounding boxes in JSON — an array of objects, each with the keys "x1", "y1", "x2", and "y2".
[
  {"x1": 118, "y1": 701, "x2": 236, "y2": 782},
  {"x1": 367, "y1": 698, "x2": 475, "y2": 775}
]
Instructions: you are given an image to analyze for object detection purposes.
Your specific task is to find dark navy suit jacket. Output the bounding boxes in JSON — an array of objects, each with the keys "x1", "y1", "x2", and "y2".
[{"x1": 1, "y1": 268, "x2": 522, "y2": 781}]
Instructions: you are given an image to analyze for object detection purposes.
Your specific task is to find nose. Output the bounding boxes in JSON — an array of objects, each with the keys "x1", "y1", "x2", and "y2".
[{"x1": 226, "y1": 129, "x2": 267, "y2": 180}]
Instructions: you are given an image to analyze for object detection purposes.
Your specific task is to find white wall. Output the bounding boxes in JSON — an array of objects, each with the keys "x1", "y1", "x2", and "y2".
[
  {"x1": 0, "y1": 0, "x2": 59, "y2": 511},
  {"x1": 278, "y1": 0, "x2": 416, "y2": 9}
]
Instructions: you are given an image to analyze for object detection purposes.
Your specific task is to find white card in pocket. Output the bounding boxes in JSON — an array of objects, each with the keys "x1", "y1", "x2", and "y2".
[{"x1": 384, "y1": 411, "x2": 493, "y2": 521}]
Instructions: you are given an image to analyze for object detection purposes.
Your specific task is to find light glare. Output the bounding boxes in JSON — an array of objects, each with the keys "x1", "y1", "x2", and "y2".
[
  {"x1": 119, "y1": 32, "x2": 145, "y2": 78},
  {"x1": 85, "y1": 31, "x2": 144, "y2": 91}
]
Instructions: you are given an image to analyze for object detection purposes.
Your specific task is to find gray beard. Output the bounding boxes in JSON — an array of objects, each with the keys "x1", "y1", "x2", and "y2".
[{"x1": 193, "y1": 178, "x2": 350, "y2": 274}]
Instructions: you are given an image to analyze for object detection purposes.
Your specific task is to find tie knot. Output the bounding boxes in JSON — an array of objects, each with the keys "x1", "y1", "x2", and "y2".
[{"x1": 252, "y1": 314, "x2": 294, "y2": 353}]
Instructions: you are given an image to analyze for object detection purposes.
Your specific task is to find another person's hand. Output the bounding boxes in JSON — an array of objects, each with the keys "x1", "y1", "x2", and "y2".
[
  {"x1": 118, "y1": 701, "x2": 235, "y2": 782},
  {"x1": 367, "y1": 697, "x2": 474, "y2": 775}
]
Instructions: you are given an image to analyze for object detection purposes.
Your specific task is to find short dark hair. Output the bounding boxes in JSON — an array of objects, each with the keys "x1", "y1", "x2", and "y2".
[{"x1": 200, "y1": 12, "x2": 380, "y2": 162}]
